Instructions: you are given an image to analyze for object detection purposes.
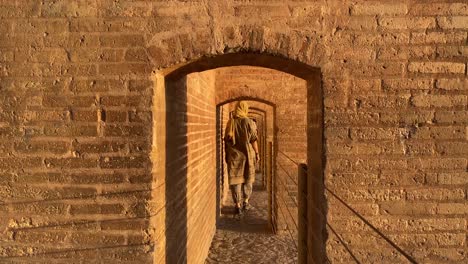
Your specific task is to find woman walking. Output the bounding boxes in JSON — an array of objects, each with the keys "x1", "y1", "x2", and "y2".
[{"x1": 224, "y1": 101, "x2": 260, "y2": 215}]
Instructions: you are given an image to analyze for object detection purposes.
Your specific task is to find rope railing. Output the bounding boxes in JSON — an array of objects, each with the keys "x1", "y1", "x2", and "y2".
[
  {"x1": 280, "y1": 174, "x2": 298, "y2": 222},
  {"x1": 277, "y1": 160, "x2": 298, "y2": 186},
  {"x1": 277, "y1": 195, "x2": 299, "y2": 252},
  {"x1": 275, "y1": 175, "x2": 299, "y2": 250},
  {"x1": 278, "y1": 149, "x2": 300, "y2": 166},
  {"x1": 276, "y1": 172, "x2": 299, "y2": 209},
  {"x1": 276, "y1": 152, "x2": 301, "y2": 252},
  {"x1": 326, "y1": 223, "x2": 361, "y2": 263},
  {"x1": 277, "y1": 159, "x2": 301, "y2": 236},
  {"x1": 277, "y1": 149, "x2": 418, "y2": 264},
  {"x1": 325, "y1": 187, "x2": 417, "y2": 264},
  {"x1": 277, "y1": 163, "x2": 300, "y2": 234}
]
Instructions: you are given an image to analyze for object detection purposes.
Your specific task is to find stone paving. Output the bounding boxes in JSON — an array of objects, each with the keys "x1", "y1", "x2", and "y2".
[{"x1": 205, "y1": 174, "x2": 298, "y2": 264}]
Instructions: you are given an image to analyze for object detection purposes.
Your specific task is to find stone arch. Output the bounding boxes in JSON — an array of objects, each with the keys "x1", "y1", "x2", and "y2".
[
  {"x1": 146, "y1": 26, "x2": 325, "y2": 71},
  {"x1": 216, "y1": 96, "x2": 276, "y2": 108},
  {"x1": 152, "y1": 44, "x2": 325, "y2": 262}
]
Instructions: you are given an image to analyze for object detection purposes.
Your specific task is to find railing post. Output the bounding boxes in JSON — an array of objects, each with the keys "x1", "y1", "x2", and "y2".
[
  {"x1": 298, "y1": 163, "x2": 308, "y2": 264},
  {"x1": 263, "y1": 135, "x2": 267, "y2": 188},
  {"x1": 267, "y1": 141, "x2": 273, "y2": 230}
]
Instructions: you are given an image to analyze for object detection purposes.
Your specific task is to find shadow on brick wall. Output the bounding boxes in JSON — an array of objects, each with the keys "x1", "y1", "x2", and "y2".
[{"x1": 165, "y1": 76, "x2": 188, "y2": 263}]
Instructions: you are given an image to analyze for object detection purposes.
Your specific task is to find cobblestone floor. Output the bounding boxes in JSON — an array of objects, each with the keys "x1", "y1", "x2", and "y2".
[{"x1": 205, "y1": 174, "x2": 297, "y2": 264}]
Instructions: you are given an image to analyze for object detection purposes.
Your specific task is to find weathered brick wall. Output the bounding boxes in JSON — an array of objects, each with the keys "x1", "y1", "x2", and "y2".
[
  {"x1": 219, "y1": 103, "x2": 231, "y2": 207},
  {"x1": 0, "y1": 0, "x2": 467, "y2": 263},
  {"x1": 1, "y1": 1, "x2": 154, "y2": 262},
  {"x1": 157, "y1": 71, "x2": 216, "y2": 264},
  {"x1": 185, "y1": 71, "x2": 217, "y2": 264},
  {"x1": 322, "y1": 2, "x2": 468, "y2": 262}
]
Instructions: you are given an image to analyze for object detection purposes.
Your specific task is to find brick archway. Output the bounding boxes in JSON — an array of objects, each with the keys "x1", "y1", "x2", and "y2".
[
  {"x1": 153, "y1": 52, "x2": 325, "y2": 263},
  {"x1": 146, "y1": 26, "x2": 325, "y2": 70}
]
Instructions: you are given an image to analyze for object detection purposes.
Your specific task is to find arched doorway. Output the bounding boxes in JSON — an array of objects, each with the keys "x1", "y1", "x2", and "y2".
[{"x1": 152, "y1": 53, "x2": 324, "y2": 264}]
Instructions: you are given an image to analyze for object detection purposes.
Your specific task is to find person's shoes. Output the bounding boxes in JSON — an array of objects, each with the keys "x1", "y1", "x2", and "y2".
[
  {"x1": 235, "y1": 206, "x2": 244, "y2": 216},
  {"x1": 243, "y1": 202, "x2": 254, "y2": 211}
]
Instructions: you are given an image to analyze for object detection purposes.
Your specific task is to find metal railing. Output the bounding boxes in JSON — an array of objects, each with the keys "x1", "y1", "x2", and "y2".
[
  {"x1": 277, "y1": 149, "x2": 418, "y2": 264},
  {"x1": 276, "y1": 158, "x2": 299, "y2": 252}
]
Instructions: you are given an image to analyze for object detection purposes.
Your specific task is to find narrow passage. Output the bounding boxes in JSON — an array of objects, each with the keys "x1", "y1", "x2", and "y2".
[{"x1": 205, "y1": 173, "x2": 297, "y2": 264}]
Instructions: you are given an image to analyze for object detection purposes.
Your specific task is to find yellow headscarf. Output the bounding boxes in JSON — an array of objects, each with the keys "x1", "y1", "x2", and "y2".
[{"x1": 226, "y1": 101, "x2": 249, "y2": 145}]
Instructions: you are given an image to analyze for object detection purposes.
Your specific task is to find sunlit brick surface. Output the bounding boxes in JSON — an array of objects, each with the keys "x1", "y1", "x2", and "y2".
[{"x1": 0, "y1": 0, "x2": 466, "y2": 263}]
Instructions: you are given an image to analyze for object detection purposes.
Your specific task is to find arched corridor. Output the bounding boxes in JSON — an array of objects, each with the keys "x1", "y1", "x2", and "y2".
[{"x1": 154, "y1": 54, "x2": 324, "y2": 263}]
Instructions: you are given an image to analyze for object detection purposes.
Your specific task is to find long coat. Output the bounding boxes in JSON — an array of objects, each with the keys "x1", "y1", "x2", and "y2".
[{"x1": 224, "y1": 117, "x2": 257, "y2": 185}]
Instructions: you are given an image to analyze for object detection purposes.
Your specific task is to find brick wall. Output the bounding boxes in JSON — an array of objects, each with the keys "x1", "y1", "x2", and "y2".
[
  {"x1": 218, "y1": 104, "x2": 231, "y2": 207},
  {"x1": 0, "y1": 1, "x2": 154, "y2": 261},
  {"x1": 185, "y1": 71, "x2": 217, "y2": 264},
  {"x1": 0, "y1": 0, "x2": 467, "y2": 263},
  {"x1": 161, "y1": 71, "x2": 217, "y2": 263},
  {"x1": 322, "y1": 2, "x2": 468, "y2": 262}
]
